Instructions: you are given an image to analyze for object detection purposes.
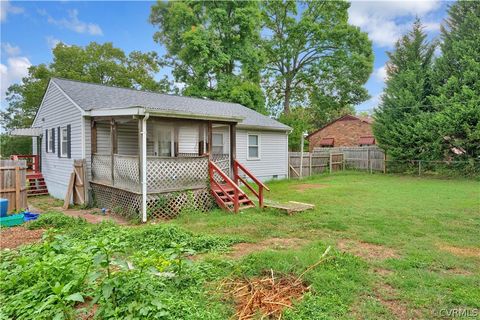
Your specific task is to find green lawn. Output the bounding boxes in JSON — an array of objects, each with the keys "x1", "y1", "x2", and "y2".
[
  {"x1": 1, "y1": 172, "x2": 478, "y2": 319},
  {"x1": 169, "y1": 172, "x2": 480, "y2": 319}
]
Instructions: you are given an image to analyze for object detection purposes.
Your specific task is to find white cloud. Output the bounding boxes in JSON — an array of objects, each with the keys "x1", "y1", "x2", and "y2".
[
  {"x1": 0, "y1": 0, "x2": 24, "y2": 23},
  {"x1": 355, "y1": 92, "x2": 383, "y2": 113},
  {"x1": 374, "y1": 65, "x2": 388, "y2": 82},
  {"x1": 1, "y1": 43, "x2": 21, "y2": 56},
  {"x1": 0, "y1": 57, "x2": 31, "y2": 101},
  {"x1": 349, "y1": 0, "x2": 442, "y2": 48},
  {"x1": 423, "y1": 21, "x2": 441, "y2": 32},
  {"x1": 44, "y1": 9, "x2": 103, "y2": 35},
  {"x1": 46, "y1": 36, "x2": 61, "y2": 49}
]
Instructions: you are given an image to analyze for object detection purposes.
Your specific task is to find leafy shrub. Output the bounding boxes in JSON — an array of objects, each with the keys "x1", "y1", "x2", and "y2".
[
  {"x1": 0, "y1": 222, "x2": 236, "y2": 319},
  {"x1": 26, "y1": 212, "x2": 87, "y2": 230}
]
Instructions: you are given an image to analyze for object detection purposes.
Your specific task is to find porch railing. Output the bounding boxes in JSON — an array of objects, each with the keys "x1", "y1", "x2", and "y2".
[
  {"x1": 146, "y1": 156, "x2": 209, "y2": 192},
  {"x1": 91, "y1": 153, "x2": 209, "y2": 193}
]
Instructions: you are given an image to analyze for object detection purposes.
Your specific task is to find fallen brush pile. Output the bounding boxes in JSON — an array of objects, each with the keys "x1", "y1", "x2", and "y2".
[
  {"x1": 223, "y1": 272, "x2": 309, "y2": 320},
  {"x1": 222, "y1": 246, "x2": 332, "y2": 319}
]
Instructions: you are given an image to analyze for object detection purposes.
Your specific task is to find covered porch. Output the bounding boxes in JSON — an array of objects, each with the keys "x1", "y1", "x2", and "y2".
[{"x1": 88, "y1": 113, "x2": 239, "y2": 221}]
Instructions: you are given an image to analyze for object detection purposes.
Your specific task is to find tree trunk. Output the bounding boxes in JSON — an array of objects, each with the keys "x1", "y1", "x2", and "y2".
[{"x1": 283, "y1": 79, "x2": 292, "y2": 114}]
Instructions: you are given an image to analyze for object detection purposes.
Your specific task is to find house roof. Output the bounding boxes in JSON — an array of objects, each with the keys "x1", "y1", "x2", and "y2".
[
  {"x1": 51, "y1": 78, "x2": 291, "y2": 131},
  {"x1": 306, "y1": 114, "x2": 373, "y2": 139}
]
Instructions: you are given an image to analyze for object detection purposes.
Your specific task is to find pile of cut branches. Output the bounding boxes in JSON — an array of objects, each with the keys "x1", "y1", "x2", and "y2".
[
  {"x1": 222, "y1": 246, "x2": 332, "y2": 319},
  {"x1": 223, "y1": 271, "x2": 308, "y2": 320}
]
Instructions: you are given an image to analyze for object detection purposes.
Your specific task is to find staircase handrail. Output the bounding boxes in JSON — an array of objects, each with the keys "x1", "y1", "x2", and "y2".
[
  {"x1": 209, "y1": 160, "x2": 243, "y2": 213},
  {"x1": 233, "y1": 160, "x2": 270, "y2": 208}
]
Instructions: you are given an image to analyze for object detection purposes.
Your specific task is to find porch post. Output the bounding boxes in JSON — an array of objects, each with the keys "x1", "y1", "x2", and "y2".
[
  {"x1": 110, "y1": 118, "x2": 117, "y2": 185},
  {"x1": 230, "y1": 123, "x2": 237, "y2": 180},
  {"x1": 207, "y1": 121, "x2": 213, "y2": 158},
  {"x1": 140, "y1": 115, "x2": 148, "y2": 222}
]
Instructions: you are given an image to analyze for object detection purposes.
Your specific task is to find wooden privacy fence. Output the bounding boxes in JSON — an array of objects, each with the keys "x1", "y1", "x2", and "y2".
[
  {"x1": 289, "y1": 146, "x2": 385, "y2": 178},
  {"x1": 289, "y1": 152, "x2": 343, "y2": 177},
  {"x1": 0, "y1": 159, "x2": 27, "y2": 213}
]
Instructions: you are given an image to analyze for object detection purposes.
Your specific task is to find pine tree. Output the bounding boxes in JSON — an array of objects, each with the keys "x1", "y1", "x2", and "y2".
[
  {"x1": 430, "y1": 1, "x2": 480, "y2": 162},
  {"x1": 373, "y1": 19, "x2": 436, "y2": 160}
]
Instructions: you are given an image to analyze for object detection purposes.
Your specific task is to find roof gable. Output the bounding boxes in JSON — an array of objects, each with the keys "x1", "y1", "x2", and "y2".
[{"x1": 306, "y1": 114, "x2": 372, "y2": 139}]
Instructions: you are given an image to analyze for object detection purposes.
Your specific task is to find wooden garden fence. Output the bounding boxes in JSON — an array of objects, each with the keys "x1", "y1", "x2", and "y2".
[
  {"x1": 289, "y1": 146, "x2": 385, "y2": 178},
  {"x1": 0, "y1": 159, "x2": 27, "y2": 213}
]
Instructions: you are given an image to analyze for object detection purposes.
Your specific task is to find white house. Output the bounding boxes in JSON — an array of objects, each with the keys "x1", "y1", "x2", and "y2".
[{"x1": 26, "y1": 78, "x2": 291, "y2": 221}]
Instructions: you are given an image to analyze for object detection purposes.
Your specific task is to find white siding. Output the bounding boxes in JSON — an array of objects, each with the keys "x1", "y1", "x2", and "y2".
[
  {"x1": 32, "y1": 83, "x2": 84, "y2": 199},
  {"x1": 96, "y1": 122, "x2": 110, "y2": 154},
  {"x1": 117, "y1": 120, "x2": 138, "y2": 155},
  {"x1": 178, "y1": 124, "x2": 198, "y2": 154},
  {"x1": 236, "y1": 129, "x2": 288, "y2": 181}
]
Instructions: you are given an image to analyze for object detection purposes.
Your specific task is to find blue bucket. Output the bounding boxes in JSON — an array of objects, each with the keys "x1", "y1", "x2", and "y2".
[
  {"x1": 0, "y1": 199, "x2": 8, "y2": 217},
  {"x1": 23, "y1": 212, "x2": 39, "y2": 222}
]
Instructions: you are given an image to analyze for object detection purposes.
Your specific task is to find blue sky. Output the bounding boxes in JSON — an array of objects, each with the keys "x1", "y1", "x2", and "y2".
[{"x1": 1, "y1": 0, "x2": 451, "y2": 115}]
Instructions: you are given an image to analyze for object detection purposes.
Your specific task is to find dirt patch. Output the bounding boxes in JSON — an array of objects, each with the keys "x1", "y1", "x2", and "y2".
[
  {"x1": 337, "y1": 239, "x2": 399, "y2": 261},
  {"x1": 373, "y1": 268, "x2": 394, "y2": 277},
  {"x1": 294, "y1": 183, "x2": 328, "y2": 192},
  {"x1": 76, "y1": 298, "x2": 98, "y2": 320},
  {"x1": 438, "y1": 244, "x2": 480, "y2": 258},
  {"x1": 28, "y1": 196, "x2": 130, "y2": 225},
  {"x1": 222, "y1": 272, "x2": 308, "y2": 320},
  {"x1": 373, "y1": 283, "x2": 421, "y2": 320},
  {"x1": 0, "y1": 226, "x2": 45, "y2": 249},
  {"x1": 62, "y1": 209, "x2": 129, "y2": 225},
  {"x1": 228, "y1": 238, "x2": 309, "y2": 259}
]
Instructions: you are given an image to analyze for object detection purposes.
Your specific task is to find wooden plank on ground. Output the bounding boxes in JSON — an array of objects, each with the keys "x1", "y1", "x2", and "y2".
[
  {"x1": 264, "y1": 200, "x2": 315, "y2": 215},
  {"x1": 63, "y1": 172, "x2": 75, "y2": 209}
]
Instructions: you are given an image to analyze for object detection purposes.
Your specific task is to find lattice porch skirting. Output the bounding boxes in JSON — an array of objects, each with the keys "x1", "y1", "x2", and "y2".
[{"x1": 90, "y1": 182, "x2": 215, "y2": 220}]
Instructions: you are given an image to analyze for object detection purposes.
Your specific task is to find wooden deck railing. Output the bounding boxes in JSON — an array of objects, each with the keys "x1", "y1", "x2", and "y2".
[
  {"x1": 233, "y1": 160, "x2": 270, "y2": 208},
  {"x1": 10, "y1": 154, "x2": 40, "y2": 175}
]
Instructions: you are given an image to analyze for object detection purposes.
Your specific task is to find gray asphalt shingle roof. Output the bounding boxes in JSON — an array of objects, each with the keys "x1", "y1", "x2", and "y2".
[{"x1": 52, "y1": 78, "x2": 290, "y2": 131}]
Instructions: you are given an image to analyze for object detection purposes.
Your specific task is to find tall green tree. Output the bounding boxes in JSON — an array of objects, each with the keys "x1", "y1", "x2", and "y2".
[
  {"x1": 1, "y1": 42, "x2": 168, "y2": 130},
  {"x1": 430, "y1": 1, "x2": 480, "y2": 161},
  {"x1": 373, "y1": 20, "x2": 436, "y2": 160},
  {"x1": 261, "y1": 0, "x2": 373, "y2": 116},
  {"x1": 149, "y1": 1, "x2": 266, "y2": 113}
]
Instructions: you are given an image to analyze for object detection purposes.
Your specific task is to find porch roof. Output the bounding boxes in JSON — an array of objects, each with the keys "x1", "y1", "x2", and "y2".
[
  {"x1": 10, "y1": 127, "x2": 43, "y2": 137},
  {"x1": 52, "y1": 78, "x2": 291, "y2": 131}
]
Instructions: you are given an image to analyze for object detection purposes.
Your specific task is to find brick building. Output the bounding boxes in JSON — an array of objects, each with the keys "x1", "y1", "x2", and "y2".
[{"x1": 306, "y1": 115, "x2": 375, "y2": 151}]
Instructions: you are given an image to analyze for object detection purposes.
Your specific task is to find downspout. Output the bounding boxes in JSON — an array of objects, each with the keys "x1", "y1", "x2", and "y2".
[{"x1": 141, "y1": 112, "x2": 150, "y2": 222}]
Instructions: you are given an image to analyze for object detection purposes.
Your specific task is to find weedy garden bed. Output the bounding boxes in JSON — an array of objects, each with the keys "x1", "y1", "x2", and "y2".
[{"x1": 0, "y1": 213, "x2": 242, "y2": 320}]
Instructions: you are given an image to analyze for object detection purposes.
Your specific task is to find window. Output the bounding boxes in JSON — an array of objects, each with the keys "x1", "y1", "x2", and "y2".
[
  {"x1": 358, "y1": 136, "x2": 375, "y2": 146},
  {"x1": 319, "y1": 137, "x2": 334, "y2": 147},
  {"x1": 155, "y1": 126, "x2": 173, "y2": 157},
  {"x1": 212, "y1": 133, "x2": 224, "y2": 155},
  {"x1": 48, "y1": 128, "x2": 54, "y2": 152},
  {"x1": 60, "y1": 127, "x2": 68, "y2": 157},
  {"x1": 247, "y1": 134, "x2": 260, "y2": 159}
]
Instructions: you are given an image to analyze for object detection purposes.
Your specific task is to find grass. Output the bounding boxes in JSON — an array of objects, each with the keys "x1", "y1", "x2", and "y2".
[
  {"x1": 169, "y1": 171, "x2": 479, "y2": 319},
  {"x1": 4, "y1": 172, "x2": 479, "y2": 319}
]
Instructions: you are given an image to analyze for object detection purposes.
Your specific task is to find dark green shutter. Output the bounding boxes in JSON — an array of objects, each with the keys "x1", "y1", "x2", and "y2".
[
  {"x1": 57, "y1": 127, "x2": 61, "y2": 158},
  {"x1": 45, "y1": 129, "x2": 48, "y2": 153},
  {"x1": 67, "y1": 125, "x2": 71, "y2": 159},
  {"x1": 52, "y1": 128, "x2": 55, "y2": 153}
]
